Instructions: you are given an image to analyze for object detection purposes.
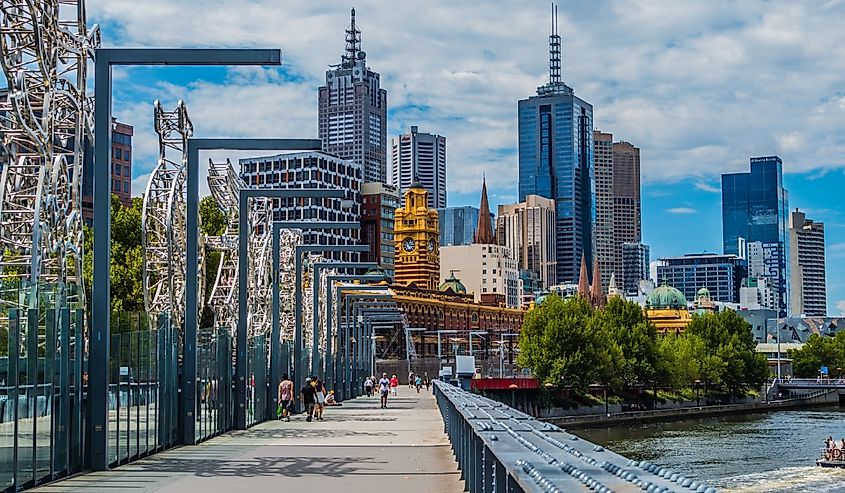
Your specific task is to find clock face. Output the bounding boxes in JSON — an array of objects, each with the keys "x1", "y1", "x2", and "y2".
[
  {"x1": 403, "y1": 237, "x2": 416, "y2": 252},
  {"x1": 428, "y1": 238, "x2": 436, "y2": 252}
]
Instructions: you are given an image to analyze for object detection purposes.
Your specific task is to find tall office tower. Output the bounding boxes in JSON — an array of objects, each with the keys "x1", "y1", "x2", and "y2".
[
  {"x1": 389, "y1": 126, "x2": 446, "y2": 208},
  {"x1": 722, "y1": 156, "x2": 790, "y2": 316},
  {"x1": 789, "y1": 209, "x2": 827, "y2": 316},
  {"x1": 361, "y1": 182, "x2": 401, "y2": 277},
  {"x1": 593, "y1": 131, "x2": 614, "y2": 293},
  {"x1": 518, "y1": 6, "x2": 594, "y2": 285},
  {"x1": 622, "y1": 242, "x2": 650, "y2": 296},
  {"x1": 497, "y1": 195, "x2": 557, "y2": 290},
  {"x1": 438, "y1": 206, "x2": 492, "y2": 246},
  {"x1": 82, "y1": 119, "x2": 133, "y2": 225},
  {"x1": 239, "y1": 152, "x2": 362, "y2": 262},
  {"x1": 318, "y1": 9, "x2": 387, "y2": 184}
]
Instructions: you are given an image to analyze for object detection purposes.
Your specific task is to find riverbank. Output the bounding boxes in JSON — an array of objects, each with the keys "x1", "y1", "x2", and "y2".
[{"x1": 543, "y1": 389, "x2": 841, "y2": 429}]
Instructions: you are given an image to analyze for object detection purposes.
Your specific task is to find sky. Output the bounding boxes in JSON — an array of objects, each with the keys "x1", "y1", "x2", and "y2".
[{"x1": 86, "y1": 0, "x2": 845, "y2": 315}]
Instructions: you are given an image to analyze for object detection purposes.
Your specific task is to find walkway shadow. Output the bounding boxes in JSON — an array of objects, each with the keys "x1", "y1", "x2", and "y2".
[
  {"x1": 136, "y1": 455, "x2": 383, "y2": 478},
  {"x1": 233, "y1": 427, "x2": 396, "y2": 440}
]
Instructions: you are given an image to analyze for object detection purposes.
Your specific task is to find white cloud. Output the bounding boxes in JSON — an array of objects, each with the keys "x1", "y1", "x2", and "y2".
[
  {"x1": 85, "y1": 0, "x2": 845, "y2": 204},
  {"x1": 694, "y1": 182, "x2": 720, "y2": 193},
  {"x1": 837, "y1": 300, "x2": 845, "y2": 316},
  {"x1": 666, "y1": 207, "x2": 697, "y2": 214}
]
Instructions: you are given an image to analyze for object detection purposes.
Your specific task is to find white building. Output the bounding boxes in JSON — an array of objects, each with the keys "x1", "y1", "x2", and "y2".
[
  {"x1": 789, "y1": 209, "x2": 827, "y2": 316},
  {"x1": 239, "y1": 151, "x2": 362, "y2": 262},
  {"x1": 496, "y1": 195, "x2": 556, "y2": 290},
  {"x1": 389, "y1": 126, "x2": 446, "y2": 209},
  {"x1": 440, "y1": 243, "x2": 520, "y2": 308},
  {"x1": 740, "y1": 276, "x2": 777, "y2": 311}
]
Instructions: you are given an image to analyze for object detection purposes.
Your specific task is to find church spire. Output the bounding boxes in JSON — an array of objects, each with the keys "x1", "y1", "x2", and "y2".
[
  {"x1": 591, "y1": 259, "x2": 605, "y2": 308},
  {"x1": 473, "y1": 176, "x2": 495, "y2": 244},
  {"x1": 577, "y1": 253, "x2": 590, "y2": 298}
]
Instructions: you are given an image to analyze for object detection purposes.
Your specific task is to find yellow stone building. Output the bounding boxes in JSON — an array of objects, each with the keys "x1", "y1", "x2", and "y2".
[
  {"x1": 644, "y1": 282, "x2": 692, "y2": 335},
  {"x1": 394, "y1": 181, "x2": 440, "y2": 290}
]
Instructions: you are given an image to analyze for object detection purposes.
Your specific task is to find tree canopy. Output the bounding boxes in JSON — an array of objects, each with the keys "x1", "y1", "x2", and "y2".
[{"x1": 789, "y1": 332, "x2": 845, "y2": 377}]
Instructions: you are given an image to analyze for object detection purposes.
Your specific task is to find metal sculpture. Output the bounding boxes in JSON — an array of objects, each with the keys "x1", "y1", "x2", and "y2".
[
  {"x1": 0, "y1": 0, "x2": 98, "y2": 307},
  {"x1": 142, "y1": 101, "x2": 203, "y2": 328}
]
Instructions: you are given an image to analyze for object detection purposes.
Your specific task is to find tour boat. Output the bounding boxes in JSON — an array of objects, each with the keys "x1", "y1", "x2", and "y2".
[{"x1": 817, "y1": 448, "x2": 845, "y2": 468}]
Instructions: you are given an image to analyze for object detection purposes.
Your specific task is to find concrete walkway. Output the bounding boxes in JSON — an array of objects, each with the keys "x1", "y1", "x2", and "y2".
[{"x1": 32, "y1": 390, "x2": 463, "y2": 493}]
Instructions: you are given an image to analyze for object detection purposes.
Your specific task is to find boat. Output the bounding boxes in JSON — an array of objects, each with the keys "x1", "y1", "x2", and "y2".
[{"x1": 817, "y1": 448, "x2": 845, "y2": 468}]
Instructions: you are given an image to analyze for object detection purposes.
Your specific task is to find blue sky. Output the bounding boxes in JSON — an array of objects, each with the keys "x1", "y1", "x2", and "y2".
[{"x1": 87, "y1": 0, "x2": 845, "y2": 314}]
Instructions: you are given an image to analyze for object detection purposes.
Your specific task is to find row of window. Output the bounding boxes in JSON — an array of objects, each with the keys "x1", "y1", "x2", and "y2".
[
  {"x1": 112, "y1": 179, "x2": 129, "y2": 194},
  {"x1": 112, "y1": 147, "x2": 130, "y2": 161}
]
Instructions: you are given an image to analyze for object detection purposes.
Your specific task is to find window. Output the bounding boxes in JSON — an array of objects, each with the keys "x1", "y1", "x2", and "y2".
[
  {"x1": 113, "y1": 147, "x2": 121, "y2": 160},
  {"x1": 123, "y1": 181, "x2": 129, "y2": 193}
]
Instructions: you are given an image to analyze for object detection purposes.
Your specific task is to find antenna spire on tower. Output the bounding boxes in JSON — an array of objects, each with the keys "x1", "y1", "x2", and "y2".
[
  {"x1": 549, "y1": 3, "x2": 562, "y2": 84},
  {"x1": 343, "y1": 7, "x2": 363, "y2": 68}
]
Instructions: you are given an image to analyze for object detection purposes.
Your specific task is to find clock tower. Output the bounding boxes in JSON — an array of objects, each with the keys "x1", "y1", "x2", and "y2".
[{"x1": 394, "y1": 181, "x2": 440, "y2": 289}]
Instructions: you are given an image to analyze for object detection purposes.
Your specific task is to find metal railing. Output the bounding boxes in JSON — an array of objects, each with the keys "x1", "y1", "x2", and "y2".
[{"x1": 433, "y1": 380, "x2": 718, "y2": 493}]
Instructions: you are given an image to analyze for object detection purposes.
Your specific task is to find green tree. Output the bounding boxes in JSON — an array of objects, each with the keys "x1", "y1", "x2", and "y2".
[
  {"x1": 598, "y1": 297, "x2": 658, "y2": 386},
  {"x1": 789, "y1": 333, "x2": 845, "y2": 377},
  {"x1": 199, "y1": 195, "x2": 227, "y2": 236},
  {"x1": 518, "y1": 295, "x2": 617, "y2": 393}
]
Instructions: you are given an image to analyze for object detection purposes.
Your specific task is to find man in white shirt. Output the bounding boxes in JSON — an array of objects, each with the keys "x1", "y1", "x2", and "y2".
[{"x1": 378, "y1": 372, "x2": 391, "y2": 409}]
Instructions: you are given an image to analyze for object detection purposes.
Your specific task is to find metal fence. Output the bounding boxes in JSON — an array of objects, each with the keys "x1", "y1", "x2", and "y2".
[{"x1": 433, "y1": 380, "x2": 719, "y2": 493}]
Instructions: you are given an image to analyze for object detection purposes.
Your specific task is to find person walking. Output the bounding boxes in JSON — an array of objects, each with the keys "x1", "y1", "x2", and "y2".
[
  {"x1": 364, "y1": 376, "x2": 374, "y2": 397},
  {"x1": 415, "y1": 374, "x2": 422, "y2": 393},
  {"x1": 408, "y1": 371, "x2": 415, "y2": 389},
  {"x1": 378, "y1": 372, "x2": 390, "y2": 409},
  {"x1": 277, "y1": 373, "x2": 294, "y2": 422},
  {"x1": 424, "y1": 373, "x2": 430, "y2": 391},
  {"x1": 314, "y1": 378, "x2": 327, "y2": 421},
  {"x1": 300, "y1": 377, "x2": 316, "y2": 422},
  {"x1": 390, "y1": 374, "x2": 399, "y2": 397}
]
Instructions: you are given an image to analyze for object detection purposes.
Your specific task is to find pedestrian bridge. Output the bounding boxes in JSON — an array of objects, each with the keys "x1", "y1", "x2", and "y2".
[
  {"x1": 778, "y1": 377, "x2": 845, "y2": 390},
  {"x1": 34, "y1": 383, "x2": 719, "y2": 493}
]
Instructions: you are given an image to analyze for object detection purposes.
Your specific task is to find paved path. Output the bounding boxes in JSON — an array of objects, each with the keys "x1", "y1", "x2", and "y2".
[{"x1": 32, "y1": 390, "x2": 463, "y2": 493}]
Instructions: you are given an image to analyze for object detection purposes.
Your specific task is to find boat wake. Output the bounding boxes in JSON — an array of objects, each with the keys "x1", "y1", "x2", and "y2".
[{"x1": 716, "y1": 465, "x2": 845, "y2": 493}]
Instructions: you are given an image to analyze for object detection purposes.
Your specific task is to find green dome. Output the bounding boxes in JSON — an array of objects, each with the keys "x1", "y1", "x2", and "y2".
[
  {"x1": 439, "y1": 274, "x2": 466, "y2": 294},
  {"x1": 697, "y1": 287, "x2": 710, "y2": 297},
  {"x1": 646, "y1": 283, "x2": 687, "y2": 309},
  {"x1": 364, "y1": 266, "x2": 392, "y2": 284}
]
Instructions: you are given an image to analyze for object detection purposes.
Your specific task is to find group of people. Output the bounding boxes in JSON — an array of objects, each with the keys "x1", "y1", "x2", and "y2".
[
  {"x1": 823, "y1": 436, "x2": 845, "y2": 461},
  {"x1": 408, "y1": 371, "x2": 429, "y2": 393},
  {"x1": 276, "y1": 374, "x2": 337, "y2": 423}
]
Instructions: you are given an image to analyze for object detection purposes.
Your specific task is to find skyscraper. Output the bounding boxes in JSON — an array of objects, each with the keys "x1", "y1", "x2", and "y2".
[
  {"x1": 438, "y1": 206, "x2": 483, "y2": 246},
  {"x1": 622, "y1": 242, "x2": 650, "y2": 296},
  {"x1": 656, "y1": 253, "x2": 746, "y2": 303},
  {"x1": 361, "y1": 182, "x2": 400, "y2": 277},
  {"x1": 390, "y1": 126, "x2": 446, "y2": 208},
  {"x1": 518, "y1": 6, "x2": 594, "y2": 285},
  {"x1": 497, "y1": 195, "x2": 557, "y2": 290},
  {"x1": 789, "y1": 209, "x2": 827, "y2": 316},
  {"x1": 721, "y1": 156, "x2": 790, "y2": 316},
  {"x1": 318, "y1": 9, "x2": 387, "y2": 184},
  {"x1": 593, "y1": 130, "x2": 642, "y2": 294}
]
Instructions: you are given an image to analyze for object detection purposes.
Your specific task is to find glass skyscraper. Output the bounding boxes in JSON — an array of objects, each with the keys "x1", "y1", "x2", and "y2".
[
  {"x1": 721, "y1": 156, "x2": 790, "y2": 316},
  {"x1": 517, "y1": 50, "x2": 594, "y2": 284},
  {"x1": 438, "y1": 206, "x2": 493, "y2": 246}
]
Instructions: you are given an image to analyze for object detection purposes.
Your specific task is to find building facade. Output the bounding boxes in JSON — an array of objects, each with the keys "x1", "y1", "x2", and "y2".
[
  {"x1": 389, "y1": 126, "x2": 446, "y2": 208},
  {"x1": 593, "y1": 131, "x2": 614, "y2": 292},
  {"x1": 622, "y1": 242, "x2": 650, "y2": 296},
  {"x1": 722, "y1": 156, "x2": 790, "y2": 316},
  {"x1": 789, "y1": 209, "x2": 827, "y2": 316},
  {"x1": 394, "y1": 181, "x2": 440, "y2": 289},
  {"x1": 438, "y1": 206, "x2": 493, "y2": 246},
  {"x1": 83, "y1": 120, "x2": 133, "y2": 224},
  {"x1": 318, "y1": 9, "x2": 387, "y2": 184},
  {"x1": 496, "y1": 195, "x2": 556, "y2": 290},
  {"x1": 360, "y1": 182, "x2": 400, "y2": 277},
  {"x1": 517, "y1": 12, "x2": 594, "y2": 286},
  {"x1": 239, "y1": 151, "x2": 362, "y2": 262},
  {"x1": 656, "y1": 253, "x2": 746, "y2": 303}
]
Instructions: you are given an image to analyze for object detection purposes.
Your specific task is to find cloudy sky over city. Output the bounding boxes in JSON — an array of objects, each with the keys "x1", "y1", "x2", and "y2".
[{"x1": 87, "y1": 0, "x2": 845, "y2": 314}]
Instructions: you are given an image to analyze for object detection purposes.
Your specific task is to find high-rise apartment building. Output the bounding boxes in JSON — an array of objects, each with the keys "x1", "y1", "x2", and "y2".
[
  {"x1": 318, "y1": 9, "x2": 387, "y2": 184},
  {"x1": 622, "y1": 243, "x2": 650, "y2": 296},
  {"x1": 721, "y1": 156, "x2": 790, "y2": 316},
  {"x1": 789, "y1": 209, "x2": 827, "y2": 316},
  {"x1": 82, "y1": 120, "x2": 133, "y2": 224},
  {"x1": 518, "y1": 10, "x2": 594, "y2": 285},
  {"x1": 656, "y1": 253, "x2": 746, "y2": 303},
  {"x1": 390, "y1": 126, "x2": 446, "y2": 208},
  {"x1": 239, "y1": 152, "x2": 362, "y2": 262},
  {"x1": 361, "y1": 182, "x2": 400, "y2": 277},
  {"x1": 593, "y1": 131, "x2": 614, "y2": 292},
  {"x1": 496, "y1": 195, "x2": 557, "y2": 290}
]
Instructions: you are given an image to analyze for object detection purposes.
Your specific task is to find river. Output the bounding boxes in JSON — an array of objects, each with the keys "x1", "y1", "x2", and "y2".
[{"x1": 575, "y1": 407, "x2": 845, "y2": 493}]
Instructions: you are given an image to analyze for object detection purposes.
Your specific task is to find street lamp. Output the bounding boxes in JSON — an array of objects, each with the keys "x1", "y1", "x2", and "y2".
[{"x1": 694, "y1": 379, "x2": 701, "y2": 407}]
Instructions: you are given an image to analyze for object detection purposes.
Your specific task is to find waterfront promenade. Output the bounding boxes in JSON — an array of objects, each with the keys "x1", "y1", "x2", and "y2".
[{"x1": 31, "y1": 391, "x2": 463, "y2": 493}]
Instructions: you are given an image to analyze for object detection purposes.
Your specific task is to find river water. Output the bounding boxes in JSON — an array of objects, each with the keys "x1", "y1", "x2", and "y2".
[{"x1": 575, "y1": 407, "x2": 845, "y2": 493}]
